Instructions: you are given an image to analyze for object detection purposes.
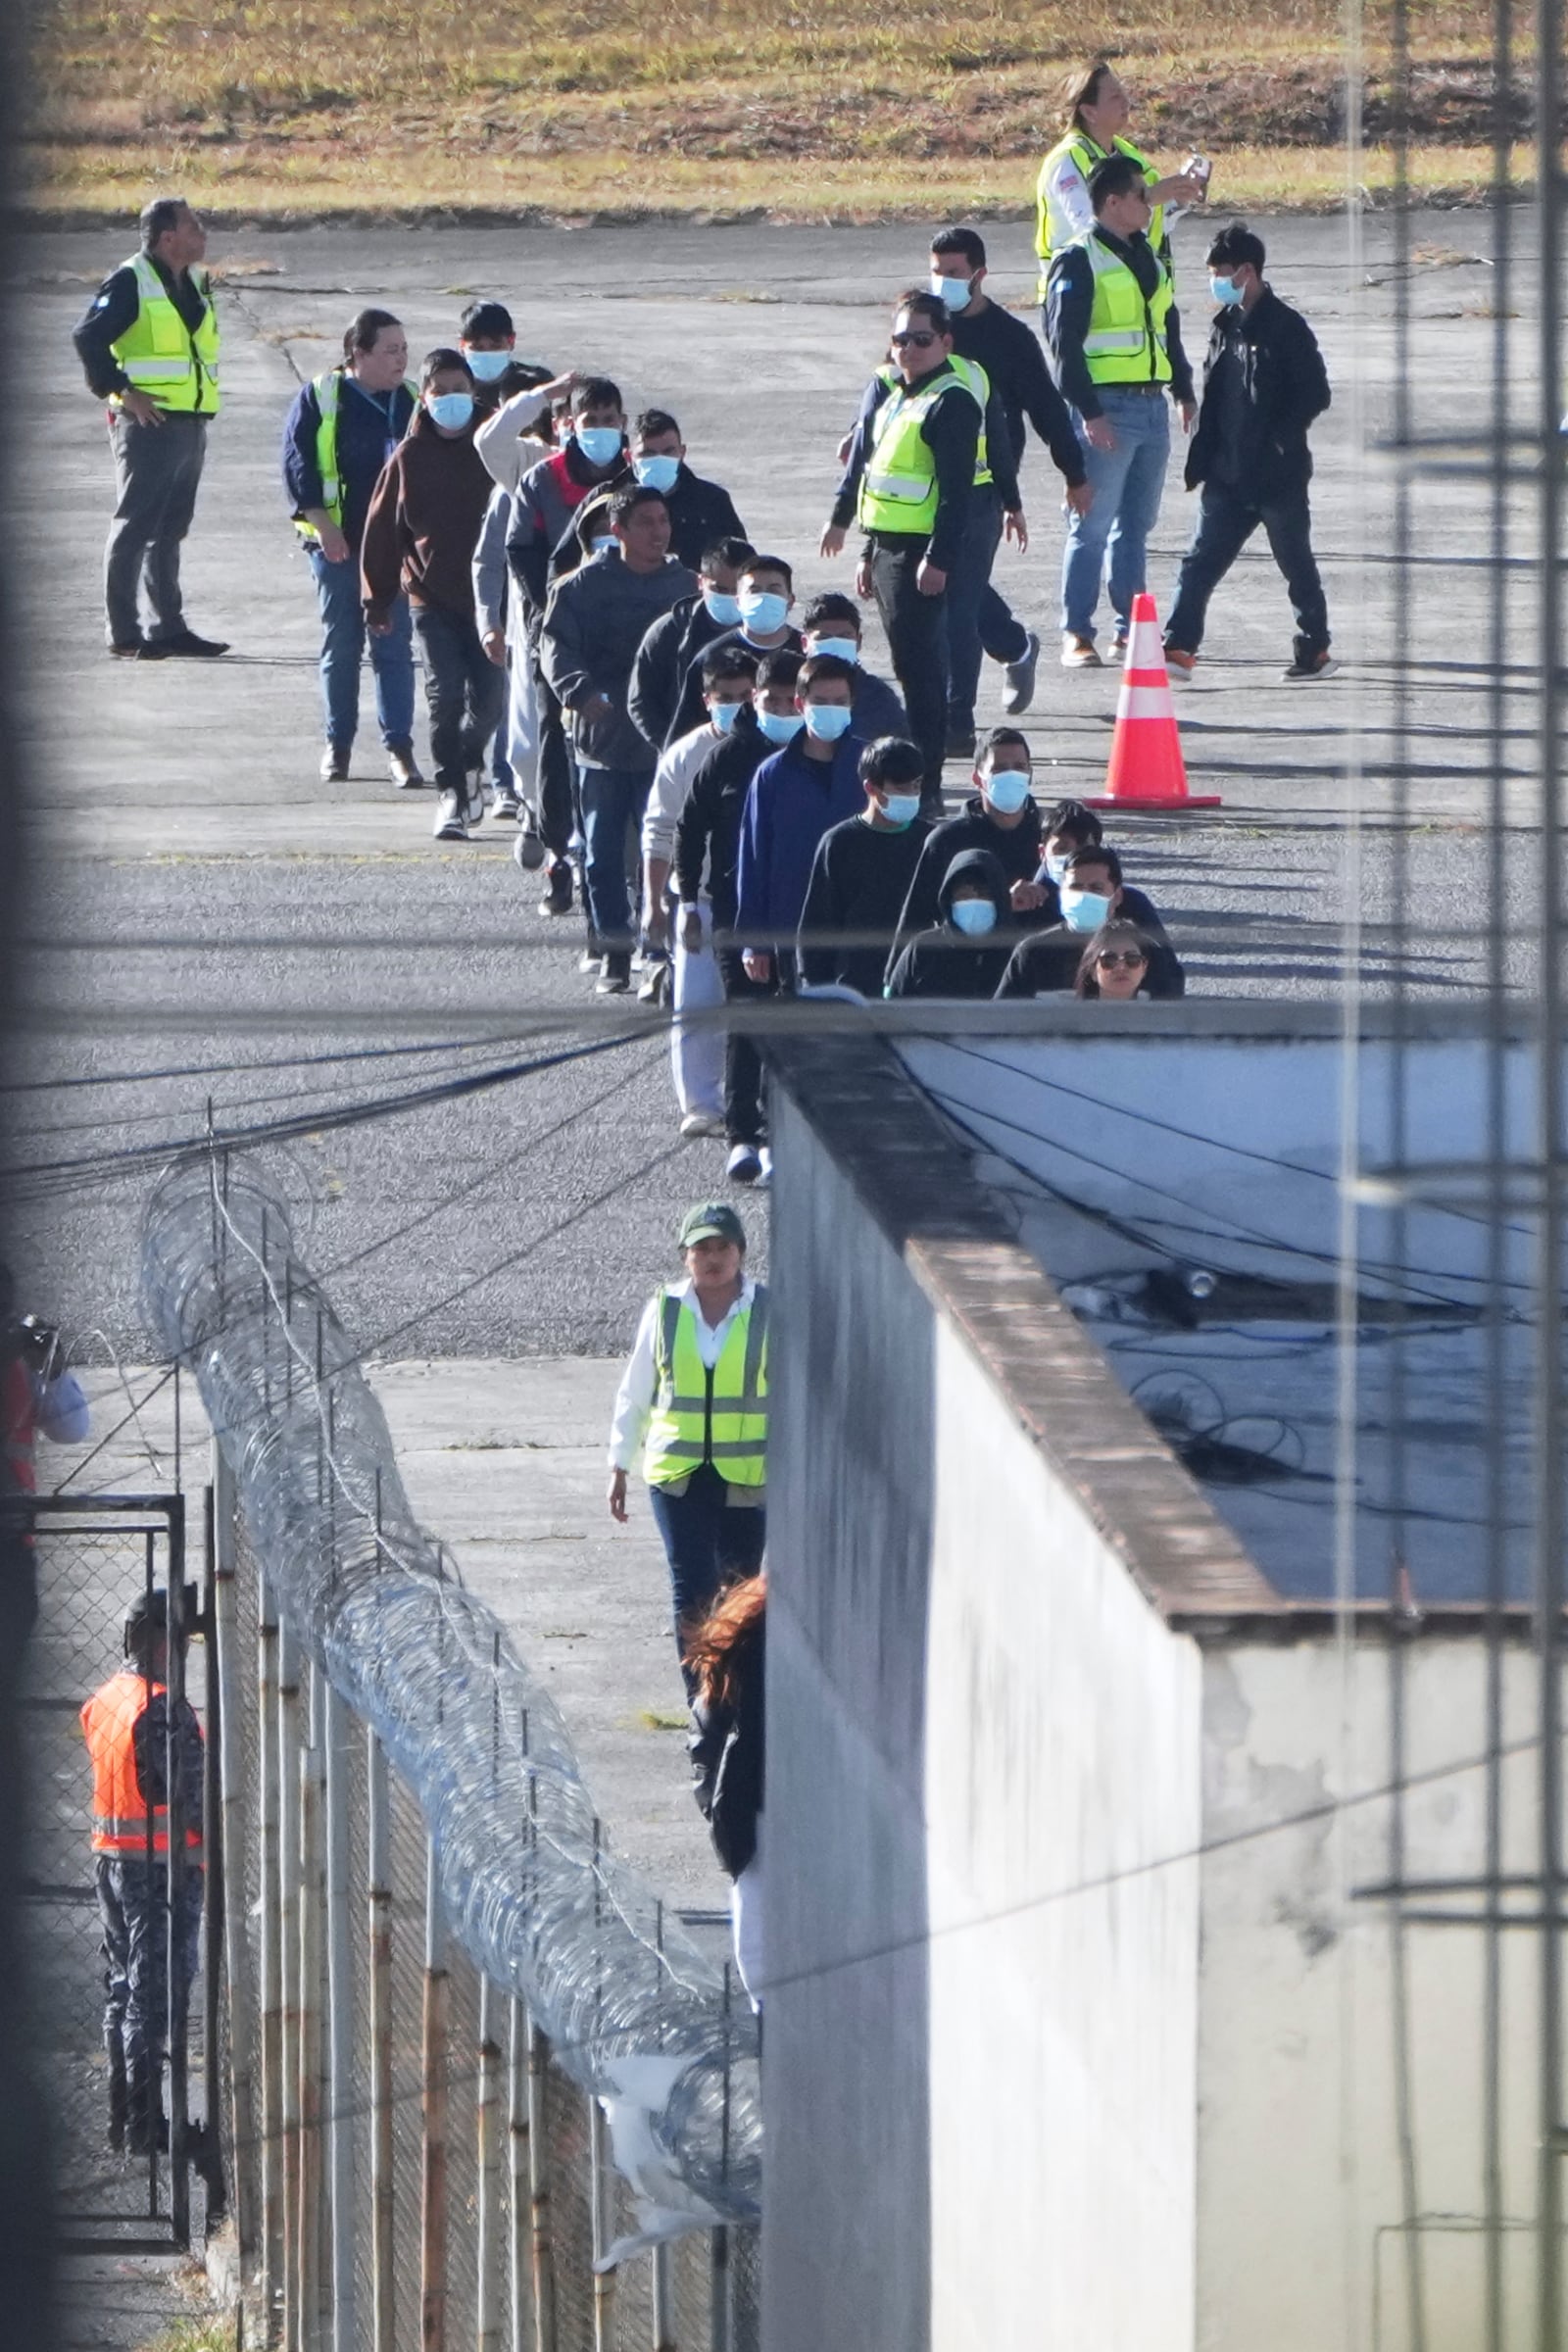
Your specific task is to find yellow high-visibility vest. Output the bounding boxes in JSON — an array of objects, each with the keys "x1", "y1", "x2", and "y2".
[
  {"x1": 643, "y1": 1286, "x2": 768, "y2": 1490},
  {"x1": 1082, "y1": 233, "x2": 1174, "y2": 387},
  {"x1": 1035, "y1": 131, "x2": 1164, "y2": 298},
  {"x1": 295, "y1": 368, "x2": 414, "y2": 541},
  {"x1": 858, "y1": 356, "x2": 991, "y2": 537},
  {"x1": 108, "y1": 253, "x2": 220, "y2": 415}
]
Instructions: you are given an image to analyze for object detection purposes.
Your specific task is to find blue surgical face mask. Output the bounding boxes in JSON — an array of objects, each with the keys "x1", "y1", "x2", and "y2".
[
  {"x1": 879, "y1": 792, "x2": 922, "y2": 827},
  {"x1": 704, "y1": 588, "x2": 743, "y2": 625},
  {"x1": 804, "y1": 704, "x2": 853, "y2": 742},
  {"x1": 1209, "y1": 273, "x2": 1245, "y2": 308},
  {"x1": 931, "y1": 271, "x2": 974, "y2": 313},
  {"x1": 590, "y1": 535, "x2": 616, "y2": 556},
  {"x1": 1060, "y1": 886, "x2": 1113, "y2": 932},
  {"x1": 575, "y1": 423, "x2": 624, "y2": 467},
  {"x1": 465, "y1": 348, "x2": 511, "y2": 381},
  {"x1": 425, "y1": 391, "x2": 474, "y2": 431},
  {"x1": 808, "y1": 635, "x2": 859, "y2": 663},
  {"x1": 710, "y1": 699, "x2": 746, "y2": 733},
  {"x1": 1043, "y1": 849, "x2": 1072, "y2": 885},
  {"x1": 739, "y1": 588, "x2": 790, "y2": 635},
  {"x1": 758, "y1": 709, "x2": 806, "y2": 745},
  {"x1": 951, "y1": 897, "x2": 997, "y2": 937},
  {"x1": 984, "y1": 766, "x2": 1031, "y2": 816},
  {"x1": 633, "y1": 452, "x2": 681, "y2": 493}
]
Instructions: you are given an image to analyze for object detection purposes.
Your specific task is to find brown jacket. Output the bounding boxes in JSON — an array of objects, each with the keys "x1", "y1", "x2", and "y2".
[{"x1": 360, "y1": 409, "x2": 494, "y2": 620}]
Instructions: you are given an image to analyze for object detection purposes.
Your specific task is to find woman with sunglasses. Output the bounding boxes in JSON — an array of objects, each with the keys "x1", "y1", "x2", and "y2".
[{"x1": 1074, "y1": 920, "x2": 1161, "y2": 1001}]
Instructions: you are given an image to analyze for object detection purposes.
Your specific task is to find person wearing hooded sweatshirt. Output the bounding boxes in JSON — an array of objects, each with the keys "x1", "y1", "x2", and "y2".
[
  {"x1": 541, "y1": 485, "x2": 697, "y2": 992},
  {"x1": 361, "y1": 347, "x2": 505, "y2": 844},
  {"x1": 629, "y1": 536, "x2": 757, "y2": 754},
  {"x1": 885, "y1": 847, "x2": 1017, "y2": 998},
  {"x1": 733, "y1": 656, "x2": 867, "y2": 990},
  {"x1": 799, "y1": 737, "x2": 931, "y2": 998},
  {"x1": 894, "y1": 726, "x2": 1056, "y2": 956},
  {"x1": 995, "y1": 842, "x2": 1184, "y2": 997}
]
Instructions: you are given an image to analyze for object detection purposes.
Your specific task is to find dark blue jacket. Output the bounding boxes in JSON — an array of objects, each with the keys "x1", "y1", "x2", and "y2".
[
  {"x1": 735, "y1": 734, "x2": 866, "y2": 947},
  {"x1": 281, "y1": 371, "x2": 416, "y2": 551}
]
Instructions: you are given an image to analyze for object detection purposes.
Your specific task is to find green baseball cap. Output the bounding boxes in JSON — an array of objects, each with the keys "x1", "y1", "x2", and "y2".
[{"x1": 678, "y1": 1201, "x2": 747, "y2": 1250}]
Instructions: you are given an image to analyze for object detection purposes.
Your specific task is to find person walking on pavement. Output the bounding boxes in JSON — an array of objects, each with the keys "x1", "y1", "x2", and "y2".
[
  {"x1": 675, "y1": 650, "x2": 804, "y2": 1187},
  {"x1": 1048, "y1": 155, "x2": 1197, "y2": 669},
  {"x1": 663, "y1": 552, "x2": 804, "y2": 747},
  {"x1": 1162, "y1": 221, "x2": 1337, "y2": 683},
  {"x1": 282, "y1": 308, "x2": 423, "y2": 788},
  {"x1": 457, "y1": 299, "x2": 518, "y2": 411},
  {"x1": 928, "y1": 222, "x2": 1093, "y2": 723},
  {"x1": 629, "y1": 536, "x2": 757, "y2": 754},
  {"x1": 470, "y1": 363, "x2": 560, "y2": 830},
  {"x1": 799, "y1": 737, "x2": 931, "y2": 998},
  {"x1": 541, "y1": 485, "x2": 697, "y2": 992},
  {"x1": 1034, "y1": 60, "x2": 1208, "y2": 290},
  {"x1": 894, "y1": 725, "x2": 1055, "y2": 953},
  {"x1": 820, "y1": 291, "x2": 984, "y2": 810},
  {"x1": 799, "y1": 594, "x2": 908, "y2": 738},
  {"x1": 361, "y1": 349, "x2": 505, "y2": 843},
  {"x1": 73, "y1": 198, "x2": 228, "y2": 662},
  {"x1": 688, "y1": 1572, "x2": 767, "y2": 2010},
  {"x1": 885, "y1": 847, "x2": 1018, "y2": 998},
  {"x1": 626, "y1": 410, "x2": 749, "y2": 567},
  {"x1": 610, "y1": 1204, "x2": 768, "y2": 1694},
  {"x1": 735, "y1": 653, "x2": 865, "y2": 1001},
  {"x1": 82, "y1": 1587, "x2": 204, "y2": 2157}
]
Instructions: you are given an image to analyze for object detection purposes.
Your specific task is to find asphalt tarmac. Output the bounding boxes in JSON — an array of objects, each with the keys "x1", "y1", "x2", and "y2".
[{"x1": 8, "y1": 207, "x2": 1540, "y2": 1356}]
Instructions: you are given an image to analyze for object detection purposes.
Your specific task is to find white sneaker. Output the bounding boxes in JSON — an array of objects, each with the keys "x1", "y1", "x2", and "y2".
[
  {"x1": 680, "y1": 1109, "x2": 726, "y2": 1139},
  {"x1": 465, "y1": 776, "x2": 486, "y2": 826},
  {"x1": 490, "y1": 784, "x2": 522, "y2": 819},
  {"x1": 1001, "y1": 629, "x2": 1041, "y2": 716},
  {"x1": 756, "y1": 1146, "x2": 773, "y2": 1192},
  {"x1": 726, "y1": 1142, "x2": 762, "y2": 1185},
  {"x1": 433, "y1": 787, "x2": 468, "y2": 841}
]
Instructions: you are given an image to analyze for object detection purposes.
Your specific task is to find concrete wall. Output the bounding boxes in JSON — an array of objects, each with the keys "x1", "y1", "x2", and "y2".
[{"x1": 762, "y1": 1038, "x2": 1269, "y2": 2352}]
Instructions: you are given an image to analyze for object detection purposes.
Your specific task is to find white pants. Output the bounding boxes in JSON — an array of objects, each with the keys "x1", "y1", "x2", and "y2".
[
  {"x1": 671, "y1": 901, "x2": 725, "y2": 1121},
  {"x1": 730, "y1": 1817, "x2": 763, "y2": 2012},
  {"x1": 504, "y1": 597, "x2": 539, "y2": 796}
]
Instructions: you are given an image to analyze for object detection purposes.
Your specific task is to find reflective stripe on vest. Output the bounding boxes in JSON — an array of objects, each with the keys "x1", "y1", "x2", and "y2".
[
  {"x1": 109, "y1": 254, "x2": 220, "y2": 415},
  {"x1": 296, "y1": 370, "x2": 415, "y2": 542},
  {"x1": 1081, "y1": 234, "x2": 1173, "y2": 386},
  {"x1": 1035, "y1": 132, "x2": 1164, "y2": 290},
  {"x1": 81, "y1": 1668, "x2": 200, "y2": 1856},
  {"x1": 858, "y1": 358, "x2": 990, "y2": 536},
  {"x1": 643, "y1": 1286, "x2": 769, "y2": 1487}
]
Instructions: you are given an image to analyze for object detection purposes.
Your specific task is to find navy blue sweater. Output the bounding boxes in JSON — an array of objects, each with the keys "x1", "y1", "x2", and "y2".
[{"x1": 281, "y1": 371, "x2": 416, "y2": 550}]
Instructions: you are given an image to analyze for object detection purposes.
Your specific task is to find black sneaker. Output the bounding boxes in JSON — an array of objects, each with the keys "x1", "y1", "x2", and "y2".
[
  {"x1": 596, "y1": 953, "x2": 631, "y2": 995},
  {"x1": 1283, "y1": 649, "x2": 1340, "y2": 682},
  {"x1": 135, "y1": 639, "x2": 171, "y2": 662},
  {"x1": 539, "y1": 859, "x2": 574, "y2": 915},
  {"x1": 109, "y1": 636, "x2": 145, "y2": 660},
  {"x1": 154, "y1": 627, "x2": 230, "y2": 658}
]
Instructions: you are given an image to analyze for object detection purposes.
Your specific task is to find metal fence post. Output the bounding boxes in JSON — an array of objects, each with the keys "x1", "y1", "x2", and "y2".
[
  {"x1": 213, "y1": 1449, "x2": 257, "y2": 2269},
  {"x1": 324, "y1": 1680, "x2": 357, "y2": 2352},
  {"x1": 259, "y1": 1574, "x2": 284, "y2": 2333},
  {"x1": 526, "y1": 2018, "x2": 559, "y2": 2352},
  {"x1": 421, "y1": 1838, "x2": 450, "y2": 2352},
  {"x1": 507, "y1": 1999, "x2": 531, "y2": 2352},
  {"x1": 299, "y1": 1663, "x2": 325, "y2": 2351},
  {"x1": 709, "y1": 2230, "x2": 730, "y2": 2352},
  {"x1": 368, "y1": 1726, "x2": 395, "y2": 2352},
  {"x1": 589, "y1": 2089, "x2": 616, "y2": 2351},
  {"x1": 167, "y1": 1499, "x2": 191, "y2": 2248},
  {"x1": 278, "y1": 1619, "x2": 302, "y2": 2349},
  {"x1": 476, "y1": 1973, "x2": 502, "y2": 2352}
]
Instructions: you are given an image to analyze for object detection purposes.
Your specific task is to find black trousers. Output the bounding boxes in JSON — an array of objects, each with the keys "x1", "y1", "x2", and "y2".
[
  {"x1": 412, "y1": 604, "x2": 507, "y2": 792},
  {"x1": 870, "y1": 536, "x2": 949, "y2": 801},
  {"x1": 528, "y1": 645, "x2": 577, "y2": 859},
  {"x1": 717, "y1": 946, "x2": 778, "y2": 1146},
  {"x1": 1165, "y1": 478, "x2": 1330, "y2": 662}
]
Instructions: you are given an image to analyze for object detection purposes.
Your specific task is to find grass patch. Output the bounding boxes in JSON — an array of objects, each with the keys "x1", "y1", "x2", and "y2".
[
  {"x1": 135, "y1": 2316, "x2": 237, "y2": 2352},
  {"x1": 21, "y1": 2, "x2": 1537, "y2": 219}
]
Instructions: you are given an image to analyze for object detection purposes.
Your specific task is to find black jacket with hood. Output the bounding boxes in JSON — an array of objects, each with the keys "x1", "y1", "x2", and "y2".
[
  {"x1": 1185, "y1": 286, "x2": 1331, "y2": 501},
  {"x1": 897, "y1": 791, "x2": 1056, "y2": 946},
  {"x1": 884, "y1": 848, "x2": 1019, "y2": 999}
]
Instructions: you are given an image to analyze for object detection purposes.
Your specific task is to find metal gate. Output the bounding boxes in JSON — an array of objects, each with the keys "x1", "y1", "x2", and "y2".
[{"x1": 18, "y1": 1491, "x2": 222, "y2": 2256}]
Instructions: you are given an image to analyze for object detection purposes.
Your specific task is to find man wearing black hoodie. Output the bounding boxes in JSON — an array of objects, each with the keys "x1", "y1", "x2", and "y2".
[
  {"x1": 885, "y1": 847, "x2": 1017, "y2": 998},
  {"x1": 799, "y1": 738, "x2": 931, "y2": 998},
  {"x1": 629, "y1": 536, "x2": 756, "y2": 753},
  {"x1": 675, "y1": 651, "x2": 805, "y2": 1183},
  {"x1": 895, "y1": 727, "x2": 1055, "y2": 955}
]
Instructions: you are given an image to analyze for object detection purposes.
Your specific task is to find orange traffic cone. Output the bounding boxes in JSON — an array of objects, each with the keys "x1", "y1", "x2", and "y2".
[{"x1": 1088, "y1": 593, "x2": 1221, "y2": 811}]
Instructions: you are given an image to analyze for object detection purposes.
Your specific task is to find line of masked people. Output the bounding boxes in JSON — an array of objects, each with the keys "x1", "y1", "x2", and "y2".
[{"x1": 648, "y1": 641, "x2": 1184, "y2": 1183}]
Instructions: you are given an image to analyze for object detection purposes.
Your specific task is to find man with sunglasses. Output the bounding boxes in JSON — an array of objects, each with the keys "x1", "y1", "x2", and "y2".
[
  {"x1": 820, "y1": 290, "x2": 993, "y2": 816},
  {"x1": 1047, "y1": 153, "x2": 1196, "y2": 669}
]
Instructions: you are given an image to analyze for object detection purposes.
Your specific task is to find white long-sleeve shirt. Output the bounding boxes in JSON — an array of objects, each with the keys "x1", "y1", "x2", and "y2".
[
  {"x1": 640, "y1": 721, "x2": 725, "y2": 870},
  {"x1": 609, "y1": 1277, "x2": 759, "y2": 1472},
  {"x1": 474, "y1": 385, "x2": 553, "y2": 495}
]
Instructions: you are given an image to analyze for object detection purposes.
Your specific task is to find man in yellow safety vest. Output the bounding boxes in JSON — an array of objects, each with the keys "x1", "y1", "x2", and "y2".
[
  {"x1": 73, "y1": 198, "x2": 229, "y2": 662},
  {"x1": 1046, "y1": 154, "x2": 1197, "y2": 669},
  {"x1": 609, "y1": 1202, "x2": 768, "y2": 1692}
]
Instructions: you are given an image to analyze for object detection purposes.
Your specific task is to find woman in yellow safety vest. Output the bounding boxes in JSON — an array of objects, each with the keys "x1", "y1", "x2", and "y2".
[
  {"x1": 1034, "y1": 61, "x2": 1209, "y2": 295},
  {"x1": 609, "y1": 1202, "x2": 768, "y2": 1693}
]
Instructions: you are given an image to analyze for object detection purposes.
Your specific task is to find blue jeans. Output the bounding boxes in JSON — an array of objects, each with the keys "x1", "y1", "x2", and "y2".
[
  {"x1": 1165, "y1": 479, "x2": 1330, "y2": 662},
  {"x1": 1060, "y1": 387, "x2": 1172, "y2": 643},
  {"x1": 648, "y1": 1462, "x2": 766, "y2": 1693},
  {"x1": 579, "y1": 764, "x2": 653, "y2": 951},
  {"x1": 308, "y1": 545, "x2": 415, "y2": 750},
  {"x1": 944, "y1": 489, "x2": 1030, "y2": 733}
]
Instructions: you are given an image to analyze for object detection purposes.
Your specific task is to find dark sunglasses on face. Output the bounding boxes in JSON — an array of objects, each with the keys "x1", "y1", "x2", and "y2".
[
  {"x1": 1098, "y1": 950, "x2": 1147, "y2": 970},
  {"x1": 891, "y1": 329, "x2": 939, "y2": 349}
]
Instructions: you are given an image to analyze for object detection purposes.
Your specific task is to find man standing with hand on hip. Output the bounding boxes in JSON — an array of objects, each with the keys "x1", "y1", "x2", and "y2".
[{"x1": 73, "y1": 198, "x2": 228, "y2": 662}]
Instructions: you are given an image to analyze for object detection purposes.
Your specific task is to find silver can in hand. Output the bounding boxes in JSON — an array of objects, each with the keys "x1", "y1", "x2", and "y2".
[{"x1": 1184, "y1": 153, "x2": 1213, "y2": 194}]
